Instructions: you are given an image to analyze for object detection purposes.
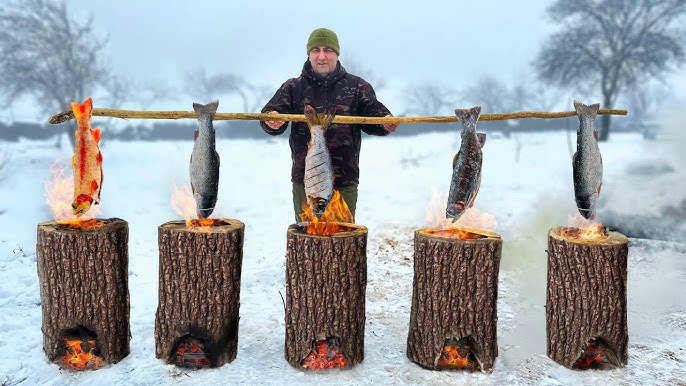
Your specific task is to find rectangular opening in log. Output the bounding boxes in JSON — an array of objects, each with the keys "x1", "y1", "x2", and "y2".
[
  {"x1": 300, "y1": 337, "x2": 349, "y2": 370},
  {"x1": 437, "y1": 337, "x2": 479, "y2": 371},
  {"x1": 60, "y1": 325, "x2": 105, "y2": 371},
  {"x1": 171, "y1": 335, "x2": 212, "y2": 369}
]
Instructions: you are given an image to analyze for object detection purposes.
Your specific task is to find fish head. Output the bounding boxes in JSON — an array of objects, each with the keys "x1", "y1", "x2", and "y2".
[
  {"x1": 576, "y1": 194, "x2": 598, "y2": 220},
  {"x1": 446, "y1": 201, "x2": 467, "y2": 221},
  {"x1": 309, "y1": 197, "x2": 330, "y2": 220},
  {"x1": 72, "y1": 194, "x2": 93, "y2": 217},
  {"x1": 194, "y1": 192, "x2": 216, "y2": 219}
]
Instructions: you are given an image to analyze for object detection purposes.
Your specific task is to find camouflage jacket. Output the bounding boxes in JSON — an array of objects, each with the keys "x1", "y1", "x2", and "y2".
[{"x1": 260, "y1": 61, "x2": 391, "y2": 187}]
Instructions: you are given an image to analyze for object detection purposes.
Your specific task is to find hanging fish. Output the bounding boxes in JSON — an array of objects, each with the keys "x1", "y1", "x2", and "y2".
[
  {"x1": 446, "y1": 106, "x2": 486, "y2": 222},
  {"x1": 189, "y1": 100, "x2": 220, "y2": 219},
  {"x1": 572, "y1": 100, "x2": 603, "y2": 220},
  {"x1": 303, "y1": 105, "x2": 335, "y2": 219},
  {"x1": 71, "y1": 98, "x2": 103, "y2": 216}
]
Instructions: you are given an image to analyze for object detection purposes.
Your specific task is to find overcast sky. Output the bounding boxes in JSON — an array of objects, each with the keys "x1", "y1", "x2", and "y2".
[{"x1": 2, "y1": 0, "x2": 685, "y2": 121}]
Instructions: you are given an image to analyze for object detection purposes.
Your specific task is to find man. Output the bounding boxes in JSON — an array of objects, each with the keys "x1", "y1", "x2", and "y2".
[{"x1": 261, "y1": 27, "x2": 398, "y2": 222}]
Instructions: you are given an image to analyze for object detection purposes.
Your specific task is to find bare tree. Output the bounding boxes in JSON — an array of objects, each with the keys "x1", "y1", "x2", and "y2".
[
  {"x1": 401, "y1": 83, "x2": 457, "y2": 116},
  {"x1": 342, "y1": 57, "x2": 387, "y2": 91},
  {"x1": 185, "y1": 69, "x2": 250, "y2": 111},
  {"x1": 534, "y1": 0, "x2": 686, "y2": 141},
  {"x1": 0, "y1": 0, "x2": 122, "y2": 146}
]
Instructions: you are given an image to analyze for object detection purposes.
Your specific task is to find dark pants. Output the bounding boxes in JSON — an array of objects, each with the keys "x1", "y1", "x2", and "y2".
[{"x1": 292, "y1": 182, "x2": 358, "y2": 223}]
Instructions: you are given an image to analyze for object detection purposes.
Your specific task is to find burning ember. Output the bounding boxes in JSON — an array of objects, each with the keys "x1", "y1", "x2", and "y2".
[
  {"x1": 561, "y1": 212, "x2": 608, "y2": 241},
  {"x1": 574, "y1": 338, "x2": 611, "y2": 369},
  {"x1": 299, "y1": 190, "x2": 354, "y2": 236},
  {"x1": 172, "y1": 336, "x2": 212, "y2": 369},
  {"x1": 171, "y1": 181, "x2": 225, "y2": 229},
  {"x1": 424, "y1": 188, "x2": 496, "y2": 239},
  {"x1": 45, "y1": 162, "x2": 103, "y2": 229},
  {"x1": 437, "y1": 337, "x2": 479, "y2": 371},
  {"x1": 300, "y1": 338, "x2": 349, "y2": 370}
]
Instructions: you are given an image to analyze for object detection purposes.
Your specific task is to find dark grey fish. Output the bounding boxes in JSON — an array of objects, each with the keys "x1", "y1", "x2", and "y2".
[
  {"x1": 572, "y1": 100, "x2": 602, "y2": 220},
  {"x1": 446, "y1": 106, "x2": 486, "y2": 222},
  {"x1": 190, "y1": 100, "x2": 220, "y2": 219},
  {"x1": 303, "y1": 105, "x2": 335, "y2": 219}
]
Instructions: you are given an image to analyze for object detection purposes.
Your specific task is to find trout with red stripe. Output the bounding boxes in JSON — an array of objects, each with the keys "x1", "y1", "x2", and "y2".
[{"x1": 70, "y1": 98, "x2": 103, "y2": 216}]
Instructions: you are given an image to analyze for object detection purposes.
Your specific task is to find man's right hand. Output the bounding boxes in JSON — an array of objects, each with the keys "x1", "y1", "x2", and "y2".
[{"x1": 265, "y1": 111, "x2": 285, "y2": 130}]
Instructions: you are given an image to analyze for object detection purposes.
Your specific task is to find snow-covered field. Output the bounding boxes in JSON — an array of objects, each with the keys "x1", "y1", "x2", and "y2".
[{"x1": 0, "y1": 117, "x2": 684, "y2": 385}]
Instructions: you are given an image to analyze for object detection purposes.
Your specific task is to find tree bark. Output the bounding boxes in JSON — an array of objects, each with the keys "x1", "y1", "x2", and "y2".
[
  {"x1": 155, "y1": 219, "x2": 244, "y2": 367},
  {"x1": 284, "y1": 223, "x2": 368, "y2": 368},
  {"x1": 406, "y1": 228, "x2": 502, "y2": 372},
  {"x1": 36, "y1": 218, "x2": 130, "y2": 365},
  {"x1": 546, "y1": 227, "x2": 629, "y2": 368}
]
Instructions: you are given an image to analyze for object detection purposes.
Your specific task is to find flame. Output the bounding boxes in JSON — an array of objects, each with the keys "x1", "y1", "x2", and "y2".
[
  {"x1": 170, "y1": 181, "x2": 223, "y2": 229},
  {"x1": 561, "y1": 212, "x2": 608, "y2": 241},
  {"x1": 62, "y1": 338, "x2": 104, "y2": 371},
  {"x1": 299, "y1": 190, "x2": 354, "y2": 236},
  {"x1": 300, "y1": 339, "x2": 349, "y2": 370},
  {"x1": 173, "y1": 336, "x2": 211, "y2": 368},
  {"x1": 574, "y1": 338, "x2": 610, "y2": 369},
  {"x1": 424, "y1": 188, "x2": 496, "y2": 239},
  {"x1": 437, "y1": 338, "x2": 479, "y2": 371},
  {"x1": 45, "y1": 162, "x2": 103, "y2": 229}
]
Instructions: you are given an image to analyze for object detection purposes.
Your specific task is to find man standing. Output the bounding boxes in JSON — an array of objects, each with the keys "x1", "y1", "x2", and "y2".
[{"x1": 261, "y1": 27, "x2": 397, "y2": 222}]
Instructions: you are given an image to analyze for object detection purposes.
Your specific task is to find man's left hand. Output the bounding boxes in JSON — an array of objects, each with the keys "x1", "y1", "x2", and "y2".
[{"x1": 383, "y1": 115, "x2": 398, "y2": 132}]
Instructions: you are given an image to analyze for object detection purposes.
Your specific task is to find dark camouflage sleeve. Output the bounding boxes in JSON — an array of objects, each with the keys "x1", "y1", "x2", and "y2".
[
  {"x1": 356, "y1": 78, "x2": 391, "y2": 136},
  {"x1": 260, "y1": 80, "x2": 295, "y2": 136}
]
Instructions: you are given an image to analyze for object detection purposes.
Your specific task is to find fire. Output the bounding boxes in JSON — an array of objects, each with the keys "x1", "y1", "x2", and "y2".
[
  {"x1": 173, "y1": 336, "x2": 211, "y2": 369},
  {"x1": 62, "y1": 338, "x2": 104, "y2": 371},
  {"x1": 574, "y1": 338, "x2": 610, "y2": 369},
  {"x1": 561, "y1": 212, "x2": 608, "y2": 241},
  {"x1": 300, "y1": 339, "x2": 348, "y2": 370},
  {"x1": 437, "y1": 337, "x2": 479, "y2": 371},
  {"x1": 45, "y1": 162, "x2": 103, "y2": 229},
  {"x1": 424, "y1": 188, "x2": 496, "y2": 239},
  {"x1": 299, "y1": 190, "x2": 354, "y2": 236},
  {"x1": 170, "y1": 181, "x2": 223, "y2": 229}
]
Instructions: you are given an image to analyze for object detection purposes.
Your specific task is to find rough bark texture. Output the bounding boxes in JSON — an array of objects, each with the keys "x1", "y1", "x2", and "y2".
[
  {"x1": 284, "y1": 224, "x2": 368, "y2": 368},
  {"x1": 36, "y1": 218, "x2": 130, "y2": 364},
  {"x1": 546, "y1": 227, "x2": 629, "y2": 368},
  {"x1": 155, "y1": 219, "x2": 244, "y2": 367},
  {"x1": 406, "y1": 228, "x2": 502, "y2": 372}
]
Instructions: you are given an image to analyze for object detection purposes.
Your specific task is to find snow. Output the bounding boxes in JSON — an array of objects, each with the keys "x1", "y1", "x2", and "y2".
[{"x1": 0, "y1": 117, "x2": 684, "y2": 385}]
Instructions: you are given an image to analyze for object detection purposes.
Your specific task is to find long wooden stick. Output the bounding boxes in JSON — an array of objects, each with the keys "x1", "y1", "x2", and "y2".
[{"x1": 47, "y1": 107, "x2": 628, "y2": 125}]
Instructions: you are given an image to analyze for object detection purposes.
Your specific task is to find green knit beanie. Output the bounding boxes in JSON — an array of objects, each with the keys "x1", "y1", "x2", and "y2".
[{"x1": 306, "y1": 28, "x2": 340, "y2": 55}]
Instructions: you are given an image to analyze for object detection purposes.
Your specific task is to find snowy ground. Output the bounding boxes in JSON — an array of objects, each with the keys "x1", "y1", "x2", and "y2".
[{"x1": 0, "y1": 117, "x2": 684, "y2": 385}]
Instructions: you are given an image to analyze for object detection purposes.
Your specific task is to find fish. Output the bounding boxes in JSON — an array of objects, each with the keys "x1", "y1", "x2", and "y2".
[
  {"x1": 189, "y1": 100, "x2": 220, "y2": 219},
  {"x1": 446, "y1": 106, "x2": 486, "y2": 222},
  {"x1": 70, "y1": 98, "x2": 103, "y2": 216},
  {"x1": 572, "y1": 100, "x2": 603, "y2": 220},
  {"x1": 303, "y1": 105, "x2": 335, "y2": 219}
]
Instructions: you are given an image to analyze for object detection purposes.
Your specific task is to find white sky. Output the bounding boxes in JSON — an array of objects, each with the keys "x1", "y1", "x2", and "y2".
[{"x1": 2, "y1": 0, "x2": 685, "y2": 121}]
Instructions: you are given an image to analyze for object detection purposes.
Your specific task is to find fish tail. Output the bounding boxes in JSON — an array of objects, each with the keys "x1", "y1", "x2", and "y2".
[
  {"x1": 454, "y1": 106, "x2": 481, "y2": 126},
  {"x1": 70, "y1": 98, "x2": 93, "y2": 121},
  {"x1": 573, "y1": 100, "x2": 600, "y2": 118},
  {"x1": 192, "y1": 99, "x2": 219, "y2": 119},
  {"x1": 304, "y1": 105, "x2": 336, "y2": 131}
]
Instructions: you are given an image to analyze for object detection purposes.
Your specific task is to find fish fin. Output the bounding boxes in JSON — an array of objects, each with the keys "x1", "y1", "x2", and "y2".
[
  {"x1": 452, "y1": 153, "x2": 458, "y2": 169},
  {"x1": 194, "y1": 128, "x2": 199, "y2": 141},
  {"x1": 71, "y1": 155, "x2": 75, "y2": 169},
  {"x1": 477, "y1": 133, "x2": 486, "y2": 148},
  {"x1": 91, "y1": 128, "x2": 101, "y2": 143},
  {"x1": 304, "y1": 105, "x2": 318, "y2": 129},
  {"x1": 193, "y1": 99, "x2": 219, "y2": 118},
  {"x1": 597, "y1": 181, "x2": 602, "y2": 197},
  {"x1": 594, "y1": 129, "x2": 599, "y2": 141},
  {"x1": 71, "y1": 98, "x2": 93, "y2": 121},
  {"x1": 215, "y1": 151, "x2": 220, "y2": 167},
  {"x1": 74, "y1": 130, "x2": 78, "y2": 139},
  {"x1": 96, "y1": 150, "x2": 103, "y2": 165},
  {"x1": 322, "y1": 110, "x2": 336, "y2": 130},
  {"x1": 190, "y1": 181, "x2": 196, "y2": 195}
]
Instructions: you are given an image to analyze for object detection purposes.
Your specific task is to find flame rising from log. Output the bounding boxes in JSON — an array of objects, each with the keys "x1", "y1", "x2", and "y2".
[
  {"x1": 561, "y1": 212, "x2": 608, "y2": 241},
  {"x1": 299, "y1": 190, "x2": 354, "y2": 236},
  {"x1": 425, "y1": 188, "x2": 496, "y2": 239},
  {"x1": 45, "y1": 162, "x2": 103, "y2": 229},
  {"x1": 170, "y1": 181, "x2": 224, "y2": 229}
]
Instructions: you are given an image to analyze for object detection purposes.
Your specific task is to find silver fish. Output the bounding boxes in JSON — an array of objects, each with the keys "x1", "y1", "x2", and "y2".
[
  {"x1": 446, "y1": 106, "x2": 486, "y2": 222},
  {"x1": 190, "y1": 99, "x2": 220, "y2": 219},
  {"x1": 572, "y1": 100, "x2": 603, "y2": 220},
  {"x1": 303, "y1": 105, "x2": 335, "y2": 219}
]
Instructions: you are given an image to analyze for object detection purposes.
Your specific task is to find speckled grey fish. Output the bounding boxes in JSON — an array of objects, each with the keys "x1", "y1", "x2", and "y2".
[
  {"x1": 572, "y1": 100, "x2": 602, "y2": 220},
  {"x1": 190, "y1": 99, "x2": 220, "y2": 219},
  {"x1": 446, "y1": 106, "x2": 486, "y2": 222},
  {"x1": 303, "y1": 105, "x2": 335, "y2": 219}
]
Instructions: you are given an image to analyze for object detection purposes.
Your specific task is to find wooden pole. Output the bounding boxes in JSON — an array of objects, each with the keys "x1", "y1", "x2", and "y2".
[{"x1": 47, "y1": 107, "x2": 628, "y2": 125}]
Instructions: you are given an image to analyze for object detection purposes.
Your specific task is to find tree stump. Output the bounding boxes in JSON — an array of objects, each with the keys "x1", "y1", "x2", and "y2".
[
  {"x1": 284, "y1": 223, "x2": 368, "y2": 369},
  {"x1": 36, "y1": 218, "x2": 130, "y2": 366},
  {"x1": 406, "y1": 228, "x2": 502, "y2": 372},
  {"x1": 155, "y1": 219, "x2": 244, "y2": 368},
  {"x1": 546, "y1": 227, "x2": 629, "y2": 368}
]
